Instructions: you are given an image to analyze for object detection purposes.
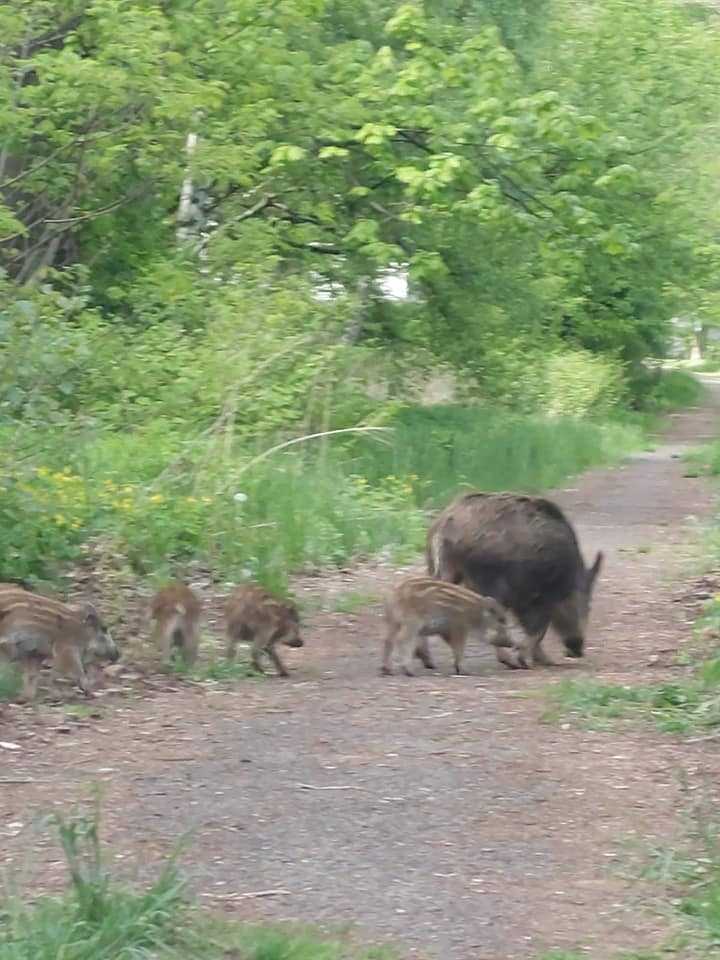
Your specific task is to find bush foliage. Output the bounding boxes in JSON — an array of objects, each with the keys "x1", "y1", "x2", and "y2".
[{"x1": 0, "y1": 0, "x2": 717, "y2": 587}]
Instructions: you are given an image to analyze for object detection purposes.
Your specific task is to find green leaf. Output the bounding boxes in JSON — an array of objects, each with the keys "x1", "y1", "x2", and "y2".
[
  {"x1": 318, "y1": 146, "x2": 350, "y2": 159},
  {"x1": 354, "y1": 123, "x2": 398, "y2": 146},
  {"x1": 269, "y1": 144, "x2": 308, "y2": 165}
]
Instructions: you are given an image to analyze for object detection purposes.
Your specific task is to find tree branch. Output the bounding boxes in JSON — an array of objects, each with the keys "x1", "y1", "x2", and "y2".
[
  {"x1": 285, "y1": 239, "x2": 344, "y2": 255},
  {"x1": 43, "y1": 187, "x2": 150, "y2": 225}
]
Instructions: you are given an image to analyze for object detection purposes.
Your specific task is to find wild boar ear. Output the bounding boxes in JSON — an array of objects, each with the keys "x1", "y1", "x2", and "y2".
[{"x1": 587, "y1": 551, "x2": 604, "y2": 588}]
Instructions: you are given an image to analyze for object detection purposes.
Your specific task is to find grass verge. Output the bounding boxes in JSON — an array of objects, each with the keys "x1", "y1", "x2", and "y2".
[
  {"x1": 546, "y1": 576, "x2": 720, "y2": 735},
  {"x1": 544, "y1": 662, "x2": 720, "y2": 735},
  {"x1": 545, "y1": 659, "x2": 720, "y2": 736},
  {"x1": 537, "y1": 795, "x2": 720, "y2": 959},
  {"x1": 0, "y1": 794, "x2": 391, "y2": 960},
  {"x1": 0, "y1": 403, "x2": 645, "y2": 592},
  {"x1": 686, "y1": 438, "x2": 720, "y2": 480}
]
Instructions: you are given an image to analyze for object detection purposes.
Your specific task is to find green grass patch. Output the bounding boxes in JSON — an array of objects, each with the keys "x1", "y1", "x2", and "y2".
[
  {"x1": 546, "y1": 669, "x2": 720, "y2": 735},
  {"x1": 0, "y1": 662, "x2": 22, "y2": 702},
  {"x1": 643, "y1": 799, "x2": 720, "y2": 953},
  {"x1": 546, "y1": 592, "x2": 720, "y2": 735},
  {"x1": 169, "y1": 655, "x2": 258, "y2": 683},
  {"x1": 183, "y1": 921, "x2": 395, "y2": 960},
  {"x1": 0, "y1": 403, "x2": 646, "y2": 592},
  {"x1": 537, "y1": 802, "x2": 720, "y2": 959},
  {"x1": 1, "y1": 797, "x2": 187, "y2": 960},
  {"x1": 62, "y1": 703, "x2": 101, "y2": 720},
  {"x1": 685, "y1": 439, "x2": 720, "y2": 478},
  {"x1": 330, "y1": 590, "x2": 380, "y2": 614},
  {"x1": 1, "y1": 794, "x2": 392, "y2": 960}
]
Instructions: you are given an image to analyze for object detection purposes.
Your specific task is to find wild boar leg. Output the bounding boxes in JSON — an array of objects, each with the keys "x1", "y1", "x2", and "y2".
[
  {"x1": 414, "y1": 636, "x2": 435, "y2": 670},
  {"x1": 20, "y1": 659, "x2": 41, "y2": 702},
  {"x1": 381, "y1": 620, "x2": 399, "y2": 676},
  {"x1": 398, "y1": 624, "x2": 421, "y2": 677},
  {"x1": 156, "y1": 623, "x2": 173, "y2": 665},
  {"x1": 183, "y1": 628, "x2": 199, "y2": 667},
  {"x1": 516, "y1": 610, "x2": 553, "y2": 668},
  {"x1": 267, "y1": 643, "x2": 289, "y2": 678},
  {"x1": 447, "y1": 629, "x2": 466, "y2": 675},
  {"x1": 54, "y1": 641, "x2": 91, "y2": 696},
  {"x1": 530, "y1": 627, "x2": 553, "y2": 666}
]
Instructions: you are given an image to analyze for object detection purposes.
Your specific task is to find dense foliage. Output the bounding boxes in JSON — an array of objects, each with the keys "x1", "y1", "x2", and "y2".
[{"x1": 0, "y1": 0, "x2": 717, "y2": 585}]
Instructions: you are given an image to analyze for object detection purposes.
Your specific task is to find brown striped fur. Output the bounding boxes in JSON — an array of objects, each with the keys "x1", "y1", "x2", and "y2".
[
  {"x1": 225, "y1": 584, "x2": 302, "y2": 677},
  {"x1": 150, "y1": 583, "x2": 202, "y2": 667},
  {"x1": 0, "y1": 589, "x2": 118, "y2": 701},
  {"x1": 382, "y1": 576, "x2": 514, "y2": 677}
]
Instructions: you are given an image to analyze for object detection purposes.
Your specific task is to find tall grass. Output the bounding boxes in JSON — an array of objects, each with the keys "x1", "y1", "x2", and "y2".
[
  {"x1": 1, "y1": 798, "x2": 186, "y2": 960},
  {"x1": 348, "y1": 405, "x2": 644, "y2": 504},
  {"x1": 0, "y1": 404, "x2": 646, "y2": 591}
]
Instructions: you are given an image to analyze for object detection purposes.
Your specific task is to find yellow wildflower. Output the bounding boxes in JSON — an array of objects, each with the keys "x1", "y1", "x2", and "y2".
[
  {"x1": 149, "y1": 493, "x2": 164, "y2": 504},
  {"x1": 53, "y1": 514, "x2": 66, "y2": 526},
  {"x1": 35, "y1": 466, "x2": 50, "y2": 477}
]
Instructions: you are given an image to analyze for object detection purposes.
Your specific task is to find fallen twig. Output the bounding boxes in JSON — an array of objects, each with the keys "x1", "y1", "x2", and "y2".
[
  {"x1": 296, "y1": 782, "x2": 363, "y2": 791},
  {"x1": 202, "y1": 889, "x2": 292, "y2": 901},
  {"x1": 410, "y1": 711, "x2": 454, "y2": 720}
]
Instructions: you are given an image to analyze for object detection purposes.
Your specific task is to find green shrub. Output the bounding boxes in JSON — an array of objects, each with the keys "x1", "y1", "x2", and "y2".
[
  {"x1": 475, "y1": 340, "x2": 627, "y2": 418},
  {"x1": 542, "y1": 349, "x2": 626, "y2": 418},
  {"x1": 639, "y1": 369, "x2": 704, "y2": 411}
]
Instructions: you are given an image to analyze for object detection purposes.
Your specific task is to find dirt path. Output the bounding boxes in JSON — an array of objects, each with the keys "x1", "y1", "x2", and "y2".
[{"x1": 3, "y1": 382, "x2": 720, "y2": 960}]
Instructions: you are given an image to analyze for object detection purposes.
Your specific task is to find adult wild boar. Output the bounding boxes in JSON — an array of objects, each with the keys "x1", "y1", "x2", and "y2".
[{"x1": 427, "y1": 492, "x2": 603, "y2": 668}]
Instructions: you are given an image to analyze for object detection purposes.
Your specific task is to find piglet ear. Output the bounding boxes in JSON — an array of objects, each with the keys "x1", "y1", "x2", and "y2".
[
  {"x1": 75, "y1": 602, "x2": 100, "y2": 627},
  {"x1": 587, "y1": 551, "x2": 604, "y2": 588}
]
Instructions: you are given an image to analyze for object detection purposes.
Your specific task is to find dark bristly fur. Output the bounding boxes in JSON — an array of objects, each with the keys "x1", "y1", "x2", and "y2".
[{"x1": 427, "y1": 492, "x2": 603, "y2": 668}]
